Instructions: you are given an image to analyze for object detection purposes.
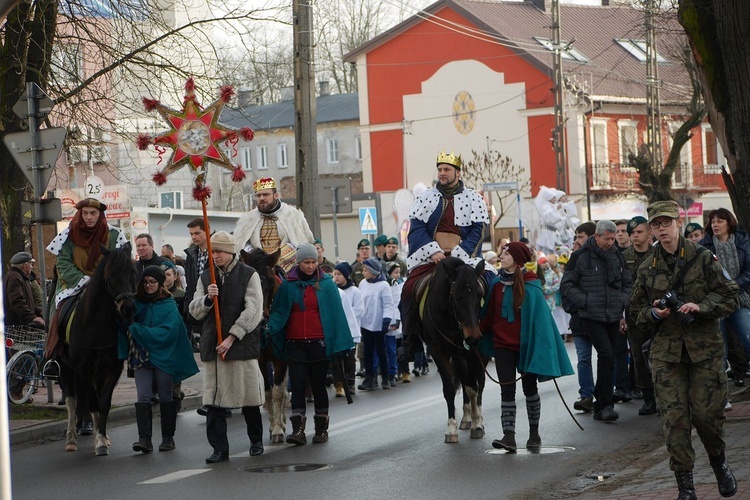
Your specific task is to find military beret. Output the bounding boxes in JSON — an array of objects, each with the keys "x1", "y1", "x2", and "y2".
[
  {"x1": 373, "y1": 235, "x2": 388, "y2": 247},
  {"x1": 647, "y1": 200, "x2": 680, "y2": 222},
  {"x1": 684, "y1": 222, "x2": 703, "y2": 237},
  {"x1": 627, "y1": 216, "x2": 648, "y2": 235},
  {"x1": 357, "y1": 238, "x2": 371, "y2": 249},
  {"x1": 386, "y1": 237, "x2": 399, "y2": 246}
]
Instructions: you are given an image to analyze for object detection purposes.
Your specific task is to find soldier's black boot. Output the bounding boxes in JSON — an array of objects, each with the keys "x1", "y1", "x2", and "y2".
[
  {"x1": 674, "y1": 470, "x2": 697, "y2": 500},
  {"x1": 286, "y1": 414, "x2": 307, "y2": 445},
  {"x1": 133, "y1": 403, "x2": 153, "y2": 453},
  {"x1": 709, "y1": 451, "x2": 737, "y2": 497}
]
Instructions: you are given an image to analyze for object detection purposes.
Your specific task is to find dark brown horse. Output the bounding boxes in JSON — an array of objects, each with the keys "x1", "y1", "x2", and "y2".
[
  {"x1": 240, "y1": 248, "x2": 289, "y2": 443},
  {"x1": 58, "y1": 244, "x2": 137, "y2": 455},
  {"x1": 402, "y1": 257, "x2": 487, "y2": 443}
]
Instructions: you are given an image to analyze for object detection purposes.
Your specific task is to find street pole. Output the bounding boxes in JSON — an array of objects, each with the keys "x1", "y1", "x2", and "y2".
[
  {"x1": 331, "y1": 186, "x2": 340, "y2": 261},
  {"x1": 645, "y1": 0, "x2": 663, "y2": 172},
  {"x1": 293, "y1": 0, "x2": 320, "y2": 237},
  {"x1": 26, "y1": 82, "x2": 49, "y2": 324},
  {"x1": 551, "y1": 0, "x2": 568, "y2": 192}
]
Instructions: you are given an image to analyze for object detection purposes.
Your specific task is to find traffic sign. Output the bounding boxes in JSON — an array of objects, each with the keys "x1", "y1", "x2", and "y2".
[
  {"x1": 359, "y1": 207, "x2": 378, "y2": 234},
  {"x1": 318, "y1": 178, "x2": 352, "y2": 214},
  {"x1": 12, "y1": 82, "x2": 54, "y2": 129},
  {"x1": 20, "y1": 199, "x2": 62, "y2": 224},
  {"x1": 483, "y1": 181, "x2": 519, "y2": 191},
  {"x1": 3, "y1": 126, "x2": 67, "y2": 190}
]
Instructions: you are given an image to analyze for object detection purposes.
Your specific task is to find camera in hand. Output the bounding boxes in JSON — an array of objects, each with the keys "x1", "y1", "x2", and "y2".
[{"x1": 656, "y1": 290, "x2": 695, "y2": 325}]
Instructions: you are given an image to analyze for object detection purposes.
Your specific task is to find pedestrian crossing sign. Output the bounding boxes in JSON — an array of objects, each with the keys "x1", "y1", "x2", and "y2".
[{"x1": 359, "y1": 207, "x2": 378, "y2": 234}]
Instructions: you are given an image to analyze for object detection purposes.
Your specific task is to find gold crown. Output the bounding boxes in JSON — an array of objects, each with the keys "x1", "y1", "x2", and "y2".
[
  {"x1": 436, "y1": 151, "x2": 462, "y2": 169},
  {"x1": 252, "y1": 177, "x2": 277, "y2": 192}
]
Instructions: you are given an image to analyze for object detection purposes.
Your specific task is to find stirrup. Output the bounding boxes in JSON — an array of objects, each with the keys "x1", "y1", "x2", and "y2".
[{"x1": 42, "y1": 360, "x2": 60, "y2": 380}]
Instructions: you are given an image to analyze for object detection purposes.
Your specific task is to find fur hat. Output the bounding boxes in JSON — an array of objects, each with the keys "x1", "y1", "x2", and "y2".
[
  {"x1": 210, "y1": 231, "x2": 236, "y2": 254},
  {"x1": 502, "y1": 241, "x2": 532, "y2": 266},
  {"x1": 296, "y1": 242, "x2": 318, "y2": 263}
]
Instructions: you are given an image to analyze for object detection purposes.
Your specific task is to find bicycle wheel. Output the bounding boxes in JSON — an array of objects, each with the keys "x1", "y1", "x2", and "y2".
[{"x1": 7, "y1": 351, "x2": 38, "y2": 404}]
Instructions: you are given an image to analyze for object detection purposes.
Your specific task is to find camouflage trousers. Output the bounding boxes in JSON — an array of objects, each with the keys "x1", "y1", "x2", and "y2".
[{"x1": 651, "y1": 356, "x2": 728, "y2": 471}]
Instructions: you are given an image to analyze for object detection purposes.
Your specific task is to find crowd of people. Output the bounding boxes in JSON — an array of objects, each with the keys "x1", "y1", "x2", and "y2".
[{"x1": 4, "y1": 152, "x2": 747, "y2": 498}]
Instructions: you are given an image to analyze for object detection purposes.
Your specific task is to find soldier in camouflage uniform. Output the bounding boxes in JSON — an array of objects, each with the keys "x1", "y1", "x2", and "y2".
[
  {"x1": 622, "y1": 216, "x2": 657, "y2": 415},
  {"x1": 351, "y1": 238, "x2": 371, "y2": 287},
  {"x1": 630, "y1": 200, "x2": 739, "y2": 500}
]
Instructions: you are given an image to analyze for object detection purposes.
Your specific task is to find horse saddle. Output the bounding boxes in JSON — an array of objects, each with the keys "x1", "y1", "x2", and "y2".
[
  {"x1": 57, "y1": 295, "x2": 81, "y2": 345},
  {"x1": 408, "y1": 270, "x2": 435, "y2": 321}
]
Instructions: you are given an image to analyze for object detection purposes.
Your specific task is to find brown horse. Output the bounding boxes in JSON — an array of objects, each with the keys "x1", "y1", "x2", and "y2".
[{"x1": 240, "y1": 248, "x2": 289, "y2": 443}]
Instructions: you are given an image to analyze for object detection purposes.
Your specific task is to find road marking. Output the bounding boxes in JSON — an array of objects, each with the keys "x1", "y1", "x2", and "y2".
[
  {"x1": 139, "y1": 469, "x2": 211, "y2": 484},
  {"x1": 329, "y1": 394, "x2": 444, "y2": 437}
]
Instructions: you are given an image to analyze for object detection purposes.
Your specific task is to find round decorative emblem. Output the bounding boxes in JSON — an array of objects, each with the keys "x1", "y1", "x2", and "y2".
[
  {"x1": 452, "y1": 91, "x2": 476, "y2": 135},
  {"x1": 178, "y1": 120, "x2": 211, "y2": 155}
]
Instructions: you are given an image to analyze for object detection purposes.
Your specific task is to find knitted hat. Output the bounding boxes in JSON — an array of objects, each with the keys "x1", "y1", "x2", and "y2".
[
  {"x1": 484, "y1": 251, "x2": 497, "y2": 262},
  {"x1": 210, "y1": 231, "x2": 236, "y2": 254},
  {"x1": 363, "y1": 257, "x2": 382, "y2": 275},
  {"x1": 627, "y1": 216, "x2": 648, "y2": 235},
  {"x1": 684, "y1": 222, "x2": 703, "y2": 237},
  {"x1": 357, "y1": 238, "x2": 370, "y2": 249},
  {"x1": 334, "y1": 261, "x2": 352, "y2": 280},
  {"x1": 502, "y1": 241, "x2": 532, "y2": 266},
  {"x1": 141, "y1": 265, "x2": 166, "y2": 286},
  {"x1": 10, "y1": 252, "x2": 34, "y2": 265},
  {"x1": 296, "y1": 242, "x2": 318, "y2": 263}
]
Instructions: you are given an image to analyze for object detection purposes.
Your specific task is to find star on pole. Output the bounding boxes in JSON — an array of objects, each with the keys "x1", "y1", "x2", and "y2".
[{"x1": 137, "y1": 77, "x2": 255, "y2": 200}]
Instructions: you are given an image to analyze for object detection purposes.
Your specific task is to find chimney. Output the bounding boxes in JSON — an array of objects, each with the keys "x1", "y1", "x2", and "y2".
[
  {"x1": 237, "y1": 88, "x2": 256, "y2": 107},
  {"x1": 280, "y1": 86, "x2": 294, "y2": 101},
  {"x1": 318, "y1": 80, "x2": 330, "y2": 96},
  {"x1": 526, "y1": 0, "x2": 551, "y2": 12},
  {"x1": 601, "y1": 0, "x2": 610, "y2": 5}
]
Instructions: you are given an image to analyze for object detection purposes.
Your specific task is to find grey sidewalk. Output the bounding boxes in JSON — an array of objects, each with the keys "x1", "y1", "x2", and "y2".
[{"x1": 9, "y1": 353, "x2": 205, "y2": 446}]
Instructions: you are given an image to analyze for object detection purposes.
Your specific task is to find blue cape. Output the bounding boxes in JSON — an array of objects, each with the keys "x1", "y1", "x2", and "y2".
[{"x1": 480, "y1": 278, "x2": 574, "y2": 381}]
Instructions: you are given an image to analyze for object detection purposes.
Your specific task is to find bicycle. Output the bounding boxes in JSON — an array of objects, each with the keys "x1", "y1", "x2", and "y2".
[{"x1": 4, "y1": 325, "x2": 48, "y2": 404}]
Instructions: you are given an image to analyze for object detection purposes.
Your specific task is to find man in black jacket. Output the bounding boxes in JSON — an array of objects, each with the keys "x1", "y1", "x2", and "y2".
[
  {"x1": 135, "y1": 233, "x2": 165, "y2": 278},
  {"x1": 561, "y1": 220, "x2": 632, "y2": 422},
  {"x1": 184, "y1": 218, "x2": 209, "y2": 351}
]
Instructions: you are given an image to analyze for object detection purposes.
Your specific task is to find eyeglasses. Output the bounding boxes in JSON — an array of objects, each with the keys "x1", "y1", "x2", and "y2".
[
  {"x1": 648, "y1": 219, "x2": 674, "y2": 229},
  {"x1": 142, "y1": 280, "x2": 159, "y2": 286}
]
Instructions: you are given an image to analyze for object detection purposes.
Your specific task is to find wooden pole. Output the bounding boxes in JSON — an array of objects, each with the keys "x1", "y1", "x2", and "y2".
[{"x1": 201, "y1": 198, "x2": 223, "y2": 351}]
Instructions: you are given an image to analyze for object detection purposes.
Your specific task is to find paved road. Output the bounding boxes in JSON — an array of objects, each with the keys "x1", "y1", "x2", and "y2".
[{"x1": 10, "y1": 344, "x2": 667, "y2": 500}]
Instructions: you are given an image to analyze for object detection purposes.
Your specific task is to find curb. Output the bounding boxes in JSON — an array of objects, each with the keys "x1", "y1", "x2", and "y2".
[{"x1": 9, "y1": 395, "x2": 203, "y2": 447}]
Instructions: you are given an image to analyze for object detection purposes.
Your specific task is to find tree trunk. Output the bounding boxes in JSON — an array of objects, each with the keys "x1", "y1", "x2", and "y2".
[{"x1": 679, "y1": 0, "x2": 750, "y2": 228}]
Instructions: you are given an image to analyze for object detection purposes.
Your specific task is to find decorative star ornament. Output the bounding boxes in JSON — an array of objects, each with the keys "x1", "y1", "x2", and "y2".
[{"x1": 137, "y1": 77, "x2": 255, "y2": 201}]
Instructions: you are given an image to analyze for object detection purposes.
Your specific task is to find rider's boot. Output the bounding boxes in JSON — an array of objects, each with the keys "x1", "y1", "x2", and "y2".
[{"x1": 133, "y1": 402, "x2": 153, "y2": 453}]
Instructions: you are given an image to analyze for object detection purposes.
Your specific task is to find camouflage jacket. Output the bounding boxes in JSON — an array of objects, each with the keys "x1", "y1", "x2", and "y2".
[
  {"x1": 622, "y1": 245, "x2": 654, "y2": 323},
  {"x1": 630, "y1": 237, "x2": 739, "y2": 363}
]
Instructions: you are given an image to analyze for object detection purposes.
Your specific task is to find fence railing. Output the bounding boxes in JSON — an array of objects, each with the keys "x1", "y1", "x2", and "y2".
[{"x1": 587, "y1": 163, "x2": 725, "y2": 192}]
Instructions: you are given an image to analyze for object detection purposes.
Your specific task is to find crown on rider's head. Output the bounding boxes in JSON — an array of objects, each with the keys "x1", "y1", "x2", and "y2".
[
  {"x1": 253, "y1": 177, "x2": 277, "y2": 192},
  {"x1": 436, "y1": 151, "x2": 462, "y2": 170}
]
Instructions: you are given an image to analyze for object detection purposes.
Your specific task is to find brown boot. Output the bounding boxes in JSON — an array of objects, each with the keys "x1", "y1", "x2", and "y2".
[
  {"x1": 286, "y1": 414, "x2": 307, "y2": 445},
  {"x1": 312, "y1": 414, "x2": 329, "y2": 443}
]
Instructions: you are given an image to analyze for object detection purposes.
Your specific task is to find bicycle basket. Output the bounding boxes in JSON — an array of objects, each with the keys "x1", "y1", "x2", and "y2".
[{"x1": 4, "y1": 325, "x2": 46, "y2": 352}]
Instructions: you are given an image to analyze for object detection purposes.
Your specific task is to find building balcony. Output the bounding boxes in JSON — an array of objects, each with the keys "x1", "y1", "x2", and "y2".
[{"x1": 587, "y1": 163, "x2": 725, "y2": 194}]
